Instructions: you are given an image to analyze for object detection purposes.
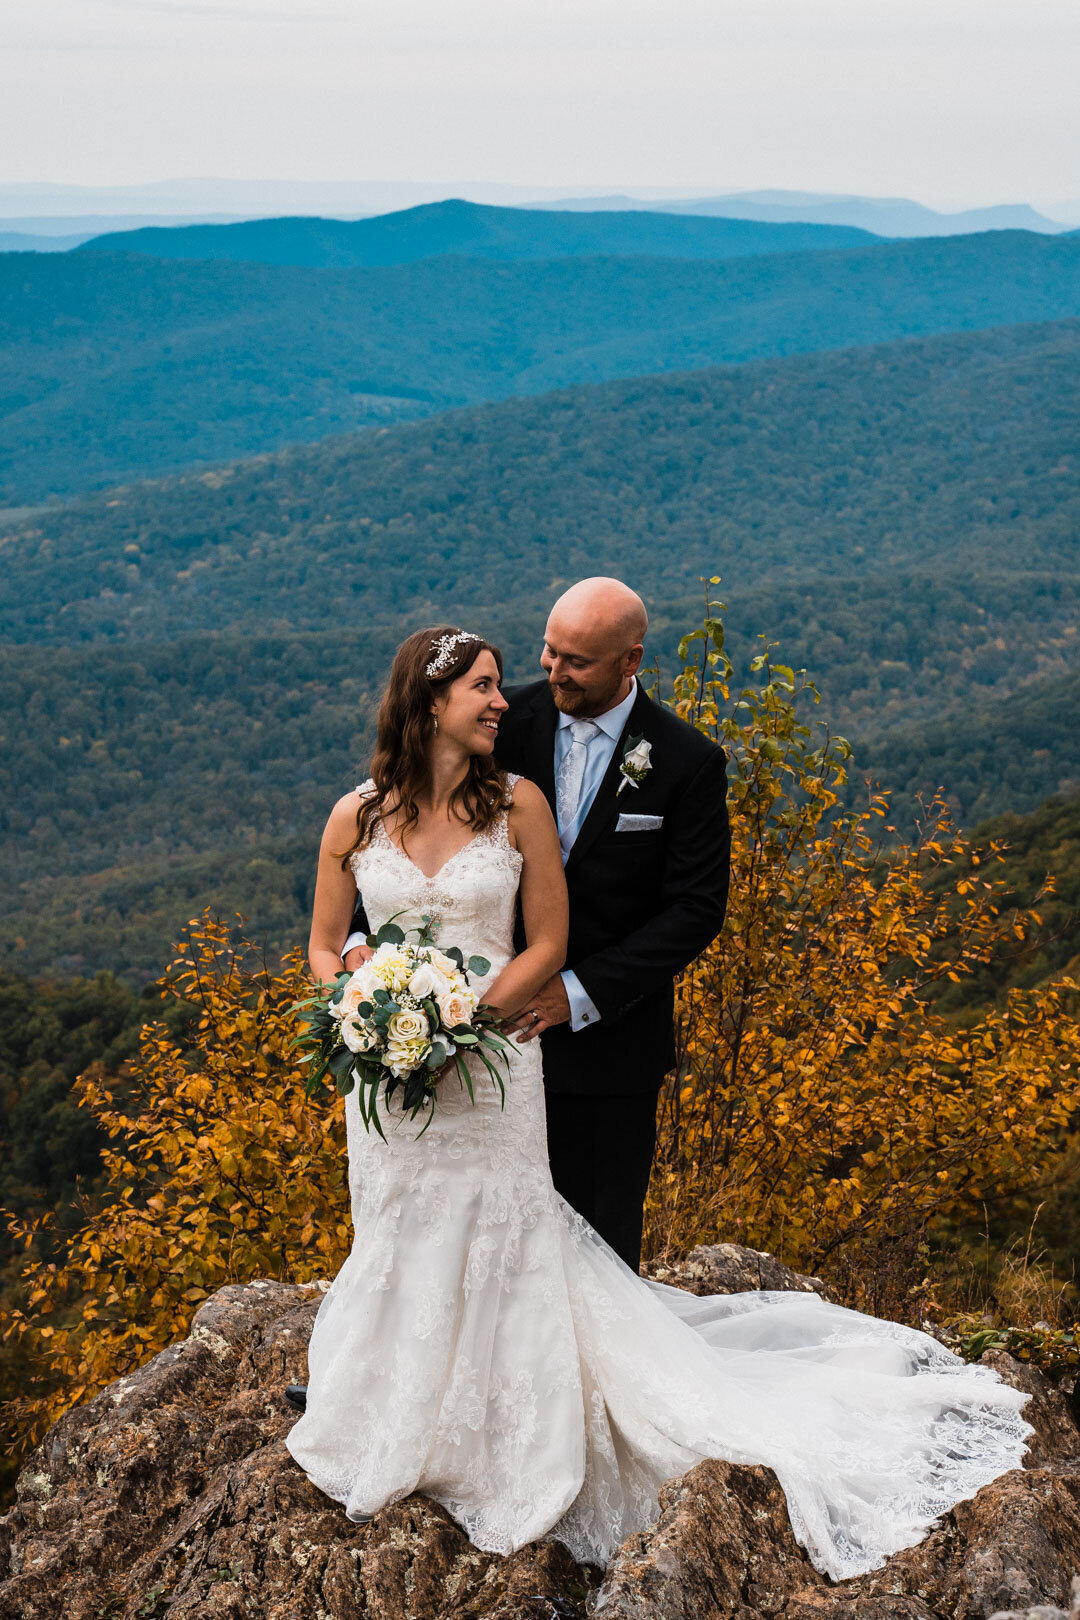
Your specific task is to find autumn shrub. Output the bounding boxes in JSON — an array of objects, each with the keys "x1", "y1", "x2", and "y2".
[
  {"x1": 644, "y1": 590, "x2": 1080, "y2": 1315},
  {"x1": 2, "y1": 917, "x2": 350, "y2": 1462}
]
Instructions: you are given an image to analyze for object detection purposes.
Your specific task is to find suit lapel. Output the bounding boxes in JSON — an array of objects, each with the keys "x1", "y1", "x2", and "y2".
[{"x1": 565, "y1": 682, "x2": 654, "y2": 876}]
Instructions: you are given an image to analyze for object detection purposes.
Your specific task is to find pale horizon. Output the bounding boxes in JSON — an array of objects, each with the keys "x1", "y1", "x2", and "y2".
[{"x1": 3, "y1": 0, "x2": 1078, "y2": 212}]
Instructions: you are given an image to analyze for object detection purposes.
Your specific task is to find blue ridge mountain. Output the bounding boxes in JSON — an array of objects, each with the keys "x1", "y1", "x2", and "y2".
[
  {"x1": 5, "y1": 229, "x2": 1080, "y2": 504},
  {"x1": 531, "y1": 190, "x2": 1068, "y2": 237},
  {"x1": 75, "y1": 197, "x2": 877, "y2": 267}
]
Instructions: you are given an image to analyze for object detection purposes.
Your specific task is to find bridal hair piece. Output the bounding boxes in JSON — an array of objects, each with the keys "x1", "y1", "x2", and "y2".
[{"x1": 426, "y1": 630, "x2": 481, "y2": 679}]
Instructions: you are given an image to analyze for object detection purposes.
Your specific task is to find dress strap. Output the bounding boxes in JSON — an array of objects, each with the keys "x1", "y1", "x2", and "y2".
[{"x1": 502, "y1": 770, "x2": 522, "y2": 808}]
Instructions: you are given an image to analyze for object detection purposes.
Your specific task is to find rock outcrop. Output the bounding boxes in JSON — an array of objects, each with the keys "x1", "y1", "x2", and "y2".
[
  {"x1": 643, "y1": 1242, "x2": 833, "y2": 1300},
  {"x1": 2, "y1": 1246, "x2": 1078, "y2": 1619}
]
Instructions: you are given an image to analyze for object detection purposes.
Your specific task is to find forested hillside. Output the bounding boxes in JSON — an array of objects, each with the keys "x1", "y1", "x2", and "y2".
[
  {"x1": 3, "y1": 318, "x2": 1077, "y2": 666},
  {"x1": 852, "y1": 666, "x2": 1080, "y2": 830},
  {"x1": 5, "y1": 229, "x2": 1080, "y2": 501},
  {"x1": 3, "y1": 317, "x2": 1080, "y2": 979},
  {"x1": 4, "y1": 626, "x2": 1080, "y2": 983},
  {"x1": 78, "y1": 197, "x2": 876, "y2": 267}
]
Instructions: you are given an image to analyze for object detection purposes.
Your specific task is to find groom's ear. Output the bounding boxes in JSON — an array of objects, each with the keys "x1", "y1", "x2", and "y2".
[{"x1": 625, "y1": 644, "x2": 645, "y2": 677}]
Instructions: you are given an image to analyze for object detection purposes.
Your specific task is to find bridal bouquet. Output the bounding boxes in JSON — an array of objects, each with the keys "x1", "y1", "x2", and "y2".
[{"x1": 292, "y1": 914, "x2": 515, "y2": 1137}]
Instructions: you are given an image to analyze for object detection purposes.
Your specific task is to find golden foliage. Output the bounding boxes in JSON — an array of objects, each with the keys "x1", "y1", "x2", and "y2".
[
  {"x1": 645, "y1": 591, "x2": 1080, "y2": 1309},
  {"x1": 2, "y1": 917, "x2": 349, "y2": 1457}
]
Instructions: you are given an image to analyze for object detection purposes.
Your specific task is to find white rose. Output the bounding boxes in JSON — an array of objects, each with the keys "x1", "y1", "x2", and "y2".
[
  {"x1": 437, "y1": 988, "x2": 476, "y2": 1030},
  {"x1": 340, "y1": 1018, "x2": 376, "y2": 1054},
  {"x1": 387, "y1": 1007, "x2": 429, "y2": 1042},
  {"x1": 408, "y1": 961, "x2": 446, "y2": 1001},
  {"x1": 384, "y1": 1036, "x2": 430, "y2": 1076},
  {"x1": 624, "y1": 740, "x2": 652, "y2": 772}
]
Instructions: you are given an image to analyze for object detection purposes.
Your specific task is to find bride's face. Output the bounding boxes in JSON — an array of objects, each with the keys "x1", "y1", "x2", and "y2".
[{"x1": 433, "y1": 650, "x2": 508, "y2": 756}]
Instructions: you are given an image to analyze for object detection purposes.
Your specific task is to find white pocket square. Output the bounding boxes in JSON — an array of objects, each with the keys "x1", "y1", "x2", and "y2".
[{"x1": 616, "y1": 813, "x2": 663, "y2": 831}]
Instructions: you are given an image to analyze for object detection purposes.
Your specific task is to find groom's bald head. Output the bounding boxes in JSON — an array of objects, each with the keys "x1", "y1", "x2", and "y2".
[{"x1": 541, "y1": 577, "x2": 648, "y2": 717}]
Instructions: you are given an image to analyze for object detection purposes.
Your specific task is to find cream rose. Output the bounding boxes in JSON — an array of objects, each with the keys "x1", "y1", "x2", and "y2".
[
  {"x1": 429, "y1": 948, "x2": 466, "y2": 984},
  {"x1": 625, "y1": 740, "x2": 652, "y2": 772},
  {"x1": 335, "y1": 968, "x2": 376, "y2": 1021},
  {"x1": 437, "y1": 988, "x2": 476, "y2": 1030},
  {"x1": 387, "y1": 1007, "x2": 429, "y2": 1043},
  {"x1": 341, "y1": 1018, "x2": 377, "y2": 1054},
  {"x1": 408, "y1": 961, "x2": 447, "y2": 1001}
]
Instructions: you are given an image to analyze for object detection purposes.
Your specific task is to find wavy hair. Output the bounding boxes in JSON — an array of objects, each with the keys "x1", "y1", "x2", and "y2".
[{"x1": 340, "y1": 625, "x2": 506, "y2": 865}]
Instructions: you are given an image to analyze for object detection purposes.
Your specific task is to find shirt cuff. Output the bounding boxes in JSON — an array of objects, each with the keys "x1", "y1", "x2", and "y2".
[
  {"x1": 561, "y1": 969, "x2": 602, "y2": 1032},
  {"x1": 341, "y1": 931, "x2": 368, "y2": 959}
]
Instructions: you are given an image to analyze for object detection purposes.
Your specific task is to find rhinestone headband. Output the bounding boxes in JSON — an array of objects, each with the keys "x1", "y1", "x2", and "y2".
[{"x1": 425, "y1": 630, "x2": 481, "y2": 679}]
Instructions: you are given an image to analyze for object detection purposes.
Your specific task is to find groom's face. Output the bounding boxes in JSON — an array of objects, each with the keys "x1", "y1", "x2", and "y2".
[{"x1": 541, "y1": 611, "x2": 637, "y2": 718}]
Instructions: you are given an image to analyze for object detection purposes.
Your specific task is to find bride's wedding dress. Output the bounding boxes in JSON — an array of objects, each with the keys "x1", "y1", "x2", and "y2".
[{"x1": 285, "y1": 776, "x2": 1032, "y2": 1580}]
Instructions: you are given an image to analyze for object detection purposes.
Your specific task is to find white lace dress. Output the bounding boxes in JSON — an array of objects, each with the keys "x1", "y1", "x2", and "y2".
[{"x1": 284, "y1": 776, "x2": 1032, "y2": 1580}]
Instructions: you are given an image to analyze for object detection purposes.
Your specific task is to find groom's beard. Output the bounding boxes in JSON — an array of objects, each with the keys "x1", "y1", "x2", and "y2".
[{"x1": 549, "y1": 670, "x2": 627, "y2": 718}]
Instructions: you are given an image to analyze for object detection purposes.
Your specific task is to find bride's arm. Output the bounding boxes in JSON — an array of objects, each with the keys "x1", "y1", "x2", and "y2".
[
  {"x1": 309, "y1": 791, "x2": 364, "y2": 983},
  {"x1": 483, "y1": 780, "x2": 568, "y2": 1019}
]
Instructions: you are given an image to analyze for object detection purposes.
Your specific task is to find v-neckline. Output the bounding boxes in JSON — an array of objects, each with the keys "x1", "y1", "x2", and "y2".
[{"x1": 380, "y1": 821, "x2": 485, "y2": 884}]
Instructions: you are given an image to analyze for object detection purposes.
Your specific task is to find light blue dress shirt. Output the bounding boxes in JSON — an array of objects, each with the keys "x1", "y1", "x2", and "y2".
[{"x1": 556, "y1": 681, "x2": 639, "y2": 1032}]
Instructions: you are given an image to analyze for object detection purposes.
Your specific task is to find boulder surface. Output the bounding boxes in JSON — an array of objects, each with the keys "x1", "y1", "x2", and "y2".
[{"x1": 2, "y1": 1245, "x2": 1077, "y2": 1619}]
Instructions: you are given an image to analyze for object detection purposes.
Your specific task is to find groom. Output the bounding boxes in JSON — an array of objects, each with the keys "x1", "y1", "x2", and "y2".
[
  {"x1": 489, "y1": 577, "x2": 730, "y2": 1269},
  {"x1": 352, "y1": 576, "x2": 730, "y2": 1269}
]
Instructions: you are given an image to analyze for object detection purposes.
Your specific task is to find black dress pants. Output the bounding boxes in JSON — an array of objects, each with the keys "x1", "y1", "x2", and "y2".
[{"x1": 543, "y1": 1088, "x2": 661, "y2": 1272}]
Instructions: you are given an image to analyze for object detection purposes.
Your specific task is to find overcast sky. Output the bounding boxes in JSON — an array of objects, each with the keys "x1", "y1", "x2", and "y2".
[{"x1": 3, "y1": 0, "x2": 1078, "y2": 207}]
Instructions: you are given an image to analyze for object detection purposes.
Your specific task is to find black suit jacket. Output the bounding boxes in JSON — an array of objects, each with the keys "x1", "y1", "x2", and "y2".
[{"x1": 494, "y1": 678, "x2": 730, "y2": 1097}]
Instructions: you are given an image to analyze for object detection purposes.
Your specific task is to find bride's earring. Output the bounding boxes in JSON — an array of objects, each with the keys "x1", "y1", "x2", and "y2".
[{"x1": 432, "y1": 711, "x2": 439, "y2": 735}]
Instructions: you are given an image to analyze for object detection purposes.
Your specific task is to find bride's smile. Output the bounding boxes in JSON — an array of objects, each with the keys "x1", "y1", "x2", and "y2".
[{"x1": 430, "y1": 648, "x2": 508, "y2": 758}]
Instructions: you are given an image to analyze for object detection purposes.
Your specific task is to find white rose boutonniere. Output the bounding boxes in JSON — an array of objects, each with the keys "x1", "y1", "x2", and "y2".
[{"x1": 617, "y1": 734, "x2": 653, "y2": 796}]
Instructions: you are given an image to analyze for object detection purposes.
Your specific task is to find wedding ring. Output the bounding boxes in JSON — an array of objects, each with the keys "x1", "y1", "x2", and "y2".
[{"x1": 531, "y1": 1010, "x2": 540, "y2": 1023}]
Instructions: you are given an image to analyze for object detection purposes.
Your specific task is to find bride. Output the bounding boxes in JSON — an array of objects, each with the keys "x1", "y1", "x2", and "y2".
[{"x1": 284, "y1": 624, "x2": 1032, "y2": 1581}]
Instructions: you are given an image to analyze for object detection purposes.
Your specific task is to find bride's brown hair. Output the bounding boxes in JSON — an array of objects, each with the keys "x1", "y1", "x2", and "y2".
[{"x1": 341, "y1": 625, "x2": 506, "y2": 865}]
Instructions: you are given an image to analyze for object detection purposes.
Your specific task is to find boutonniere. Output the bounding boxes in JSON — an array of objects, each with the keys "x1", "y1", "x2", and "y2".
[{"x1": 617, "y1": 733, "x2": 653, "y2": 796}]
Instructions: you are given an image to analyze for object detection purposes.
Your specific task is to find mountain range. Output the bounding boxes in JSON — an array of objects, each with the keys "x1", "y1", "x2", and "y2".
[
  {"x1": 6, "y1": 225, "x2": 1080, "y2": 505},
  {"x1": 534, "y1": 190, "x2": 1070, "y2": 238},
  {"x1": 3, "y1": 314, "x2": 1080, "y2": 977},
  {"x1": 76, "y1": 198, "x2": 876, "y2": 267},
  {"x1": 3, "y1": 179, "x2": 1078, "y2": 235}
]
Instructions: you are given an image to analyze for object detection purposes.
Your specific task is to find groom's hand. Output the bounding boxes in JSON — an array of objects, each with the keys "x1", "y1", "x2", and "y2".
[
  {"x1": 343, "y1": 943, "x2": 374, "y2": 971},
  {"x1": 505, "y1": 974, "x2": 571, "y2": 1041}
]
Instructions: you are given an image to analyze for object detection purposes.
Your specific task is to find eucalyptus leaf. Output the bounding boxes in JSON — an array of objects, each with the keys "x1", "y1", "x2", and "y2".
[
  {"x1": 454, "y1": 1052, "x2": 475, "y2": 1105},
  {"x1": 467, "y1": 955, "x2": 491, "y2": 976}
]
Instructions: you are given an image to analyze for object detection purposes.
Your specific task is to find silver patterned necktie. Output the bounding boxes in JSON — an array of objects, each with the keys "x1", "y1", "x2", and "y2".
[{"x1": 556, "y1": 718, "x2": 602, "y2": 838}]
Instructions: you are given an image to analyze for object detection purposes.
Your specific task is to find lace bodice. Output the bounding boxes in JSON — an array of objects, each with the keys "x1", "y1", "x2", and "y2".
[{"x1": 348, "y1": 774, "x2": 523, "y2": 1001}]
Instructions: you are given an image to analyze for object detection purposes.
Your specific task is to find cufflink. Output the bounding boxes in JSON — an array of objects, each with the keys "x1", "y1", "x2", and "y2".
[{"x1": 582, "y1": 1012, "x2": 591, "y2": 1022}]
